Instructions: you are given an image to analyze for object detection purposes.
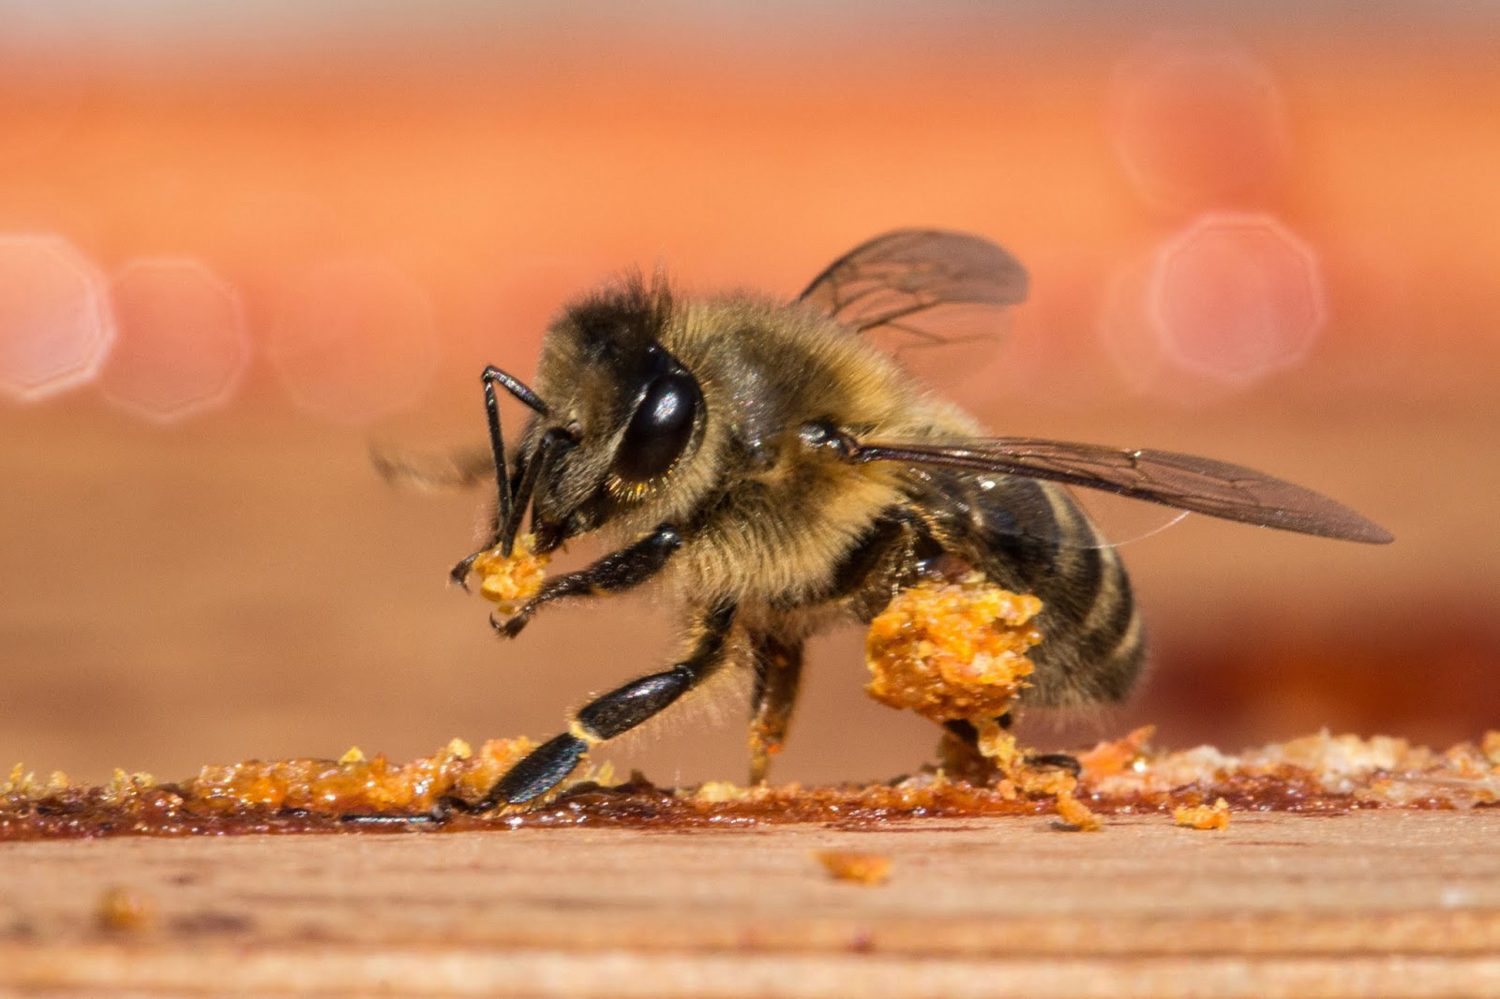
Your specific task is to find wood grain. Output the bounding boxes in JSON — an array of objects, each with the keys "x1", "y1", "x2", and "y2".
[{"x1": 3, "y1": 810, "x2": 1499, "y2": 997}]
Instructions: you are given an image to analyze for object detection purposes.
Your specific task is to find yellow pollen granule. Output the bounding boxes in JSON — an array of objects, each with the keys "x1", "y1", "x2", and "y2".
[{"x1": 470, "y1": 533, "x2": 550, "y2": 613}]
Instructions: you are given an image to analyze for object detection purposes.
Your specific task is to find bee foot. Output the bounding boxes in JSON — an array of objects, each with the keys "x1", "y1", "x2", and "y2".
[
  {"x1": 429, "y1": 794, "x2": 483, "y2": 822},
  {"x1": 489, "y1": 733, "x2": 588, "y2": 805},
  {"x1": 449, "y1": 552, "x2": 484, "y2": 590},
  {"x1": 340, "y1": 812, "x2": 440, "y2": 827},
  {"x1": 490, "y1": 610, "x2": 532, "y2": 639}
]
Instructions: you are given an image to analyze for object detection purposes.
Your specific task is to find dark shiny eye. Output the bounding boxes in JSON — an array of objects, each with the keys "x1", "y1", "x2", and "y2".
[{"x1": 614, "y1": 370, "x2": 701, "y2": 482}]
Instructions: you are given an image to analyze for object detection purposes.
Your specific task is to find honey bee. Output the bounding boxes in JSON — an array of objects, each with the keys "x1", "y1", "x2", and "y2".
[{"x1": 425, "y1": 230, "x2": 1391, "y2": 811}]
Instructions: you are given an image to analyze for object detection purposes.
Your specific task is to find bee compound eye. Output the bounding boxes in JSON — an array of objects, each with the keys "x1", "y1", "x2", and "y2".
[{"x1": 614, "y1": 370, "x2": 701, "y2": 482}]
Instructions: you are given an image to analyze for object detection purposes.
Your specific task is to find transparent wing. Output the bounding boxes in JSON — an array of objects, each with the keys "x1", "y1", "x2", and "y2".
[
  {"x1": 370, "y1": 444, "x2": 494, "y2": 492},
  {"x1": 849, "y1": 436, "x2": 1393, "y2": 544},
  {"x1": 798, "y1": 229, "x2": 1028, "y2": 369}
]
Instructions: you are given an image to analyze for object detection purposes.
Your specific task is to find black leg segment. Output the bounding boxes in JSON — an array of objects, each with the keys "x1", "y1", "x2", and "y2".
[
  {"x1": 577, "y1": 666, "x2": 695, "y2": 740},
  {"x1": 576, "y1": 600, "x2": 735, "y2": 738},
  {"x1": 488, "y1": 733, "x2": 590, "y2": 805},
  {"x1": 1025, "y1": 752, "x2": 1082, "y2": 777},
  {"x1": 456, "y1": 601, "x2": 738, "y2": 812},
  {"x1": 437, "y1": 732, "x2": 589, "y2": 814}
]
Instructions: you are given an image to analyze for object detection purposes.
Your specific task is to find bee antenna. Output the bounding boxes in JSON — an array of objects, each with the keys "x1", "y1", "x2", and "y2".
[
  {"x1": 477, "y1": 366, "x2": 554, "y2": 560},
  {"x1": 486, "y1": 366, "x2": 550, "y2": 416}
]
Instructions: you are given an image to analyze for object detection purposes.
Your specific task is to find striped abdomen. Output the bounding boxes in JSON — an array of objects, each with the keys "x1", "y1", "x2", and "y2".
[{"x1": 912, "y1": 468, "x2": 1145, "y2": 707}]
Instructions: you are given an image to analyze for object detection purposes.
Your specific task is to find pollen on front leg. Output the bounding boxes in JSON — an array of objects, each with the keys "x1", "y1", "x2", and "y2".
[{"x1": 469, "y1": 533, "x2": 551, "y2": 613}]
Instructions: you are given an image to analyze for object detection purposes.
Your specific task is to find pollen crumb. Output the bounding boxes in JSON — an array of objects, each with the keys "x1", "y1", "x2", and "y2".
[
  {"x1": 1482, "y1": 730, "x2": 1500, "y2": 769},
  {"x1": 1078, "y1": 726, "x2": 1157, "y2": 780},
  {"x1": 1174, "y1": 797, "x2": 1232, "y2": 831},
  {"x1": 816, "y1": 850, "x2": 892, "y2": 885},
  {"x1": 102, "y1": 769, "x2": 156, "y2": 805},
  {"x1": 97, "y1": 886, "x2": 155, "y2": 933},
  {"x1": 338, "y1": 746, "x2": 366, "y2": 766},
  {"x1": 4, "y1": 763, "x2": 32, "y2": 796},
  {"x1": 1053, "y1": 790, "x2": 1102, "y2": 832},
  {"x1": 470, "y1": 533, "x2": 550, "y2": 613},
  {"x1": 694, "y1": 781, "x2": 749, "y2": 803}
]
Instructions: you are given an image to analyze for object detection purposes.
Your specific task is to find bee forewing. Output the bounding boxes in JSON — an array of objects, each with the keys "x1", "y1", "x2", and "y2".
[{"x1": 854, "y1": 437, "x2": 1394, "y2": 545}]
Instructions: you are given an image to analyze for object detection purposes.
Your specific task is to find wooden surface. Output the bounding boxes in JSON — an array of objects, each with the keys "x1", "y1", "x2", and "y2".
[{"x1": 3, "y1": 811, "x2": 1500, "y2": 997}]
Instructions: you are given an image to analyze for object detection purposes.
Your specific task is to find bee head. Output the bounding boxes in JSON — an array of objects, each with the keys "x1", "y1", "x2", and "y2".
[{"x1": 523, "y1": 275, "x2": 709, "y2": 551}]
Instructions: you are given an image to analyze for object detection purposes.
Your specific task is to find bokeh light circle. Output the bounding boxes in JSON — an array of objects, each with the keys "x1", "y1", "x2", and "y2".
[
  {"x1": 1109, "y1": 34, "x2": 1287, "y2": 212},
  {"x1": 0, "y1": 234, "x2": 115, "y2": 402},
  {"x1": 1148, "y1": 213, "x2": 1325, "y2": 385},
  {"x1": 268, "y1": 259, "x2": 439, "y2": 425},
  {"x1": 99, "y1": 258, "x2": 252, "y2": 423}
]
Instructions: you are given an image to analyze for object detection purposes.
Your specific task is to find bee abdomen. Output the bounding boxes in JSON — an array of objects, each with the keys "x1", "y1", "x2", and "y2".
[
  {"x1": 1046, "y1": 543, "x2": 1144, "y2": 704},
  {"x1": 938, "y1": 473, "x2": 1147, "y2": 706}
]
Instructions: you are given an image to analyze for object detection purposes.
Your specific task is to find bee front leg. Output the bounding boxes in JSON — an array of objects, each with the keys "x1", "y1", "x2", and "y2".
[
  {"x1": 747, "y1": 633, "x2": 804, "y2": 785},
  {"x1": 493, "y1": 524, "x2": 683, "y2": 639},
  {"x1": 446, "y1": 600, "x2": 738, "y2": 812}
]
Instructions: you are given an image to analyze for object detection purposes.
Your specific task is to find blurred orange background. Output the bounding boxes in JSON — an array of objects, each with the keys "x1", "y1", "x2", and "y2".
[{"x1": 3, "y1": 4, "x2": 1497, "y2": 786}]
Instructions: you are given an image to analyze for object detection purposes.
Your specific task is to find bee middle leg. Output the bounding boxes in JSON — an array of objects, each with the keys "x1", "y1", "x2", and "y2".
[
  {"x1": 739, "y1": 508, "x2": 936, "y2": 785},
  {"x1": 747, "y1": 633, "x2": 804, "y2": 785},
  {"x1": 445, "y1": 600, "x2": 738, "y2": 812}
]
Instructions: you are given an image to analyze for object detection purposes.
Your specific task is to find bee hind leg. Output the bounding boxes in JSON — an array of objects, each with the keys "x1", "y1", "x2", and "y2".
[
  {"x1": 440, "y1": 600, "x2": 738, "y2": 816},
  {"x1": 1025, "y1": 752, "x2": 1082, "y2": 777},
  {"x1": 941, "y1": 718, "x2": 1081, "y2": 777}
]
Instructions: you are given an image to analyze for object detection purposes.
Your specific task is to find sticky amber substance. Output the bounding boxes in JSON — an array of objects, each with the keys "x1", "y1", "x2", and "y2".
[
  {"x1": 1174, "y1": 797, "x2": 1231, "y2": 831},
  {"x1": 185, "y1": 737, "x2": 541, "y2": 816},
  {"x1": 865, "y1": 575, "x2": 1042, "y2": 724},
  {"x1": 470, "y1": 533, "x2": 549, "y2": 612},
  {"x1": 4, "y1": 732, "x2": 1497, "y2": 841},
  {"x1": 816, "y1": 850, "x2": 892, "y2": 885}
]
